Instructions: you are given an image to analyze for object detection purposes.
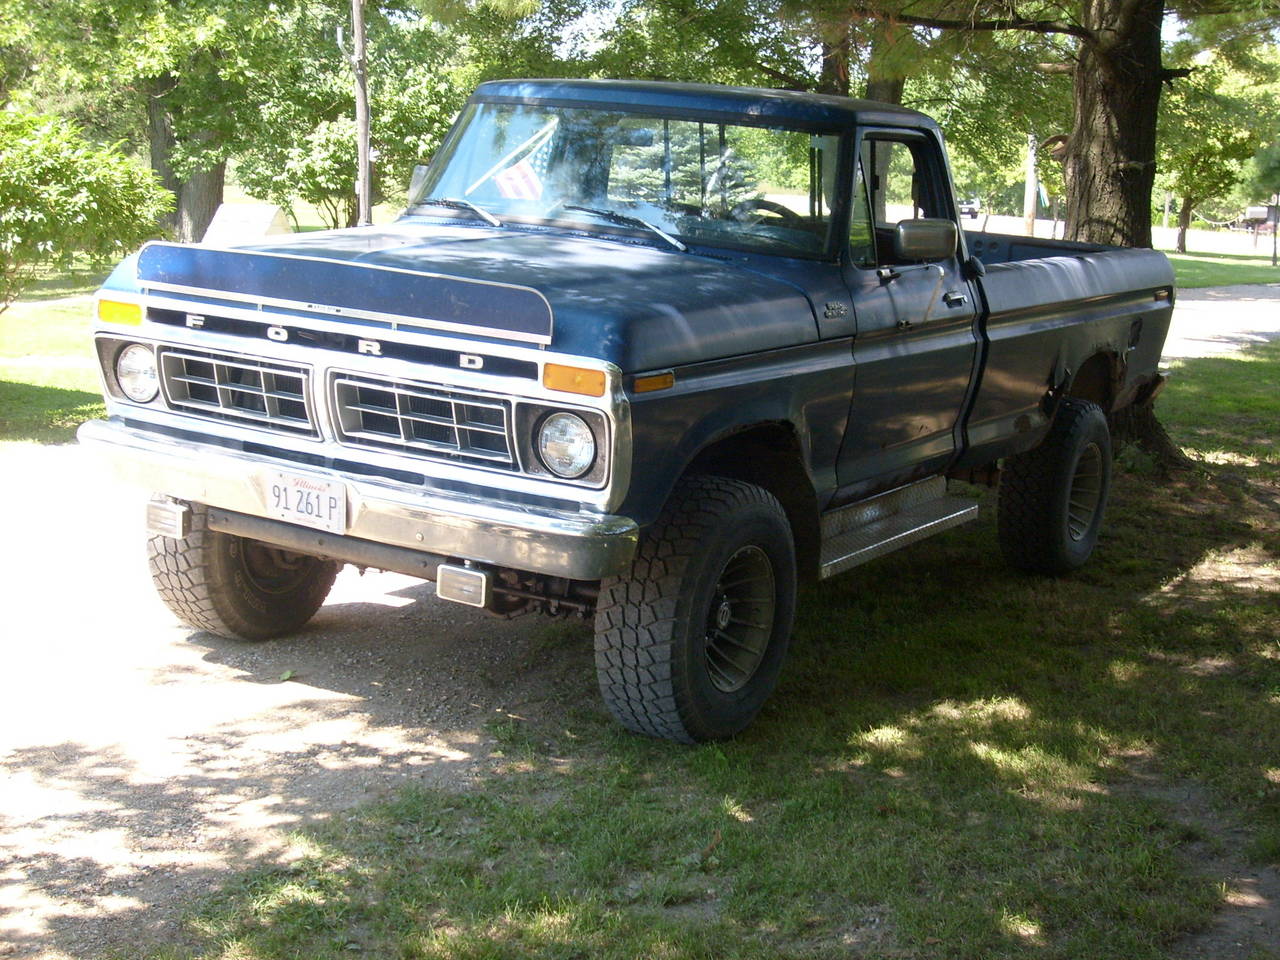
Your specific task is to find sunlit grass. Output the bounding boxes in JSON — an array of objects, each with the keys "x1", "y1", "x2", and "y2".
[{"x1": 1168, "y1": 251, "x2": 1280, "y2": 288}]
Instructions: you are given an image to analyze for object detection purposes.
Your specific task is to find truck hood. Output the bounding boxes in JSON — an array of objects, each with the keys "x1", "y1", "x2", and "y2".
[
  {"x1": 133, "y1": 221, "x2": 820, "y2": 372},
  {"x1": 132, "y1": 224, "x2": 819, "y2": 373}
]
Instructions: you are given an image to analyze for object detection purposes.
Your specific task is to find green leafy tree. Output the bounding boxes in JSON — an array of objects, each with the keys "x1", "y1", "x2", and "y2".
[
  {"x1": 11, "y1": 0, "x2": 313, "y2": 241},
  {"x1": 1251, "y1": 139, "x2": 1280, "y2": 199},
  {"x1": 233, "y1": 9, "x2": 465, "y2": 228},
  {"x1": 1157, "y1": 56, "x2": 1276, "y2": 252},
  {"x1": 587, "y1": 0, "x2": 816, "y2": 89},
  {"x1": 0, "y1": 112, "x2": 171, "y2": 310}
]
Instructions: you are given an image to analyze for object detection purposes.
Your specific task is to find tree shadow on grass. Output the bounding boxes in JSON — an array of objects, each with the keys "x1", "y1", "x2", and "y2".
[
  {"x1": 19, "y1": 266, "x2": 110, "y2": 302},
  {"x1": 0, "y1": 379, "x2": 103, "y2": 443},
  {"x1": 128, "y1": 455, "x2": 1277, "y2": 959}
]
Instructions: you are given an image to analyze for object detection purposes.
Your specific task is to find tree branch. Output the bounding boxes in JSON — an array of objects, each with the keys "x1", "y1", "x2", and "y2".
[
  {"x1": 754, "y1": 62, "x2": 812, "y2": 91},
  {"x1": 1160, "y1": 66, "x2": 1194, "y2": 86},
  {"x1": 845, "y1": 4, "x2": 1097, "y2": 42},
  {"x1": 1035, "y1": 62, "x2": 1076, "y2": 74},
  {"x1": 1111, "y1": 0, "x2": 1151, "y2": 44}
]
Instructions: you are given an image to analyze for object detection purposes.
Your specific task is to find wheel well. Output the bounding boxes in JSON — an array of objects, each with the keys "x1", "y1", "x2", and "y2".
[
  {"x1": 683, "y1": 423, "x2": 820, "y2": 580},
  {"x1": 1067, "y1": 353, "x2": 1117, "y2": 412}
]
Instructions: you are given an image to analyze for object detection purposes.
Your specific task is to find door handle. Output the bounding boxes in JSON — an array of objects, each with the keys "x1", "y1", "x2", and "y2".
[{"x1": 943, "y1": 291, "x2": 968, "y2": 307}]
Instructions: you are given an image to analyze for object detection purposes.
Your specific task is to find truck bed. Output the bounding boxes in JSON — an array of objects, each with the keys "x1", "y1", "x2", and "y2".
[{"x1": 958, "y1": 231, "x2": 1175, "y2": 467}]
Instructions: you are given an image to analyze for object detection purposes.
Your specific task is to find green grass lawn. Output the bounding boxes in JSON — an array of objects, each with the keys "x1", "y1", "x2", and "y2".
[
  {"x1": 0, "y1": 297, "x2": 103, "y2": 442},
  {"x1": 1168, "y1": 250, "x2": 1280, "y2": 288},
  {"x1": 5, "y1": 255, "x2": 1279, "y2": 960},
  {"x1": 170, "y1": 421, "x2": 1280, "y2": 959},
  {"x1": 152, "y1": 353, "x2": 1280, "y2": 959}
]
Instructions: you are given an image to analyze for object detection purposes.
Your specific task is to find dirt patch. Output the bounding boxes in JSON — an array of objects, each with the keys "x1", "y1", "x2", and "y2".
[
  {"x1": 1111, "y1": 753, "x2": 1280, "y2": 959},
  {"x1": 0, "y1": 444, "x2": 594, "y2": 959}
]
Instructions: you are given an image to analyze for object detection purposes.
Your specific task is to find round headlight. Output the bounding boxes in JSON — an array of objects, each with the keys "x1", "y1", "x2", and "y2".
[
  {"x1": 537, "y1": 412, "x2": 596, "y2": 479},
  {"x1": 116, "y1": 344, "x2": 159, "y2": 403}
]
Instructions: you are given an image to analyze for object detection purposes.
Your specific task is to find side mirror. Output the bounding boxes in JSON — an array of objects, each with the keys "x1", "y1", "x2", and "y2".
[{"x1": 893, "y1": 218, "x2": 958, "y2": 262}]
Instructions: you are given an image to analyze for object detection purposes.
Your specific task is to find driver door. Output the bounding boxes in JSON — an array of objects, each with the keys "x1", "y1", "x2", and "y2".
[{"x1": 836, "y1": 130, "x2": 980, "y2": 492}]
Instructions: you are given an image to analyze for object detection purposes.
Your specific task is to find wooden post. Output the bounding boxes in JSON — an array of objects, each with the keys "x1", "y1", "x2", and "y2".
[
  {"x1": 1023, "y1": 133, "x2": 1038, "y2": 238},
  {"x1": 352, "y1": 0, "x2": 372, "y2": 227}
]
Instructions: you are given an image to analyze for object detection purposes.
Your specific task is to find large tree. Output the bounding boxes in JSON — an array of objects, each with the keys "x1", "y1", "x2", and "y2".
[
  {"x1": 841, "y1": 0, "x2": 1280, "y2": 248},
  {"x1": 14, "y1": 0, "x2": 323, "y2": 241},
  {"x1": 232, "y1": 6, "x2": 467, "y2": 227}
]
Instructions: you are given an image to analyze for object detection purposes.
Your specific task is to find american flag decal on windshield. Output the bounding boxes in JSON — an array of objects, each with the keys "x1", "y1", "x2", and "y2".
[{"x1": 494, "y1": 156, "x2": 544, "y2": 200}]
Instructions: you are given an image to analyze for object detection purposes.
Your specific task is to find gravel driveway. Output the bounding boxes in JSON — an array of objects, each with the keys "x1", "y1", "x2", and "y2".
[
  {"x1": 2, "y1": 282, "x2": 1278, "y2": 959},
  {"x1": 0, "y1": 445, "x2": 577, "y2": 959}
]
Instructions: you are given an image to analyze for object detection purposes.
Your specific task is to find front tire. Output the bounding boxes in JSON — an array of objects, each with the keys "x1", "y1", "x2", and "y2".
[
  {"x1": 997, "y1": 398, "x2": 1113, "y2": 574},
  {"x1": 594, "y1": 476, "x2": 797, "y2": 743},
  {"x1": 147, "y1": 501, "x2": 339, "y2": 640}
]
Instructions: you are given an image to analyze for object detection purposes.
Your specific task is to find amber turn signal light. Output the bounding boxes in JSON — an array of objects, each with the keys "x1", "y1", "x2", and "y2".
[
  {"x1": 543, "y1": 363, "x2": 606, "y2": 397},
  {"x1": 98, "y1": 299, "x2": 144, "y2": 326},
  {"x1": 633, "y1": 371, "x2": 675, "y2": 393}
]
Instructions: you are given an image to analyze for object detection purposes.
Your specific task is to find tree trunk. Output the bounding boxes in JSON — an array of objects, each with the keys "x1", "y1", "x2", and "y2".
[
  {"x1": 1175, "y1": 195, "x2": 1193, "y2": 254},
  {"x1": 818, "y1": 35, "x2": 850, "y2": 96},
  {"x1": 863, "y1": 23, "x2": 905, "y2": 104},
  {"x1": 145, "y1": 74, "x2": 181, "y2": 236},
  {"x1": 177, "y1": 160, "x2": 226, "y2": 243},
  {"x1": 1063, "y1": 0, "x2": 1166, "y2": 247},
  {"x1": 1111, "y1": 392, "x2": 1194, "y2": 473}
]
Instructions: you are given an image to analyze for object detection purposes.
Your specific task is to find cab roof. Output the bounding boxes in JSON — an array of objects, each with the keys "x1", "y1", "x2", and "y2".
[{"x1": 471, "y1": 79, "x2": 937, "y2": 132}]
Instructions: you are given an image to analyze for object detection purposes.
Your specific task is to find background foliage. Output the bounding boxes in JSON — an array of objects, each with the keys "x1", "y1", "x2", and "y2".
[
  {"x1": 0, "y1": 0, "x2": 1278, "y2": 244},
  {"x1": 0, "y1": 111, "x2": 170, "y2": 310}
]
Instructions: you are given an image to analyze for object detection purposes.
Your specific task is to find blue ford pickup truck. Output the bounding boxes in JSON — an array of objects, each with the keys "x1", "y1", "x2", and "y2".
[{"x1": 79, "y1": 79, "x2": 1174, "y2": 742}]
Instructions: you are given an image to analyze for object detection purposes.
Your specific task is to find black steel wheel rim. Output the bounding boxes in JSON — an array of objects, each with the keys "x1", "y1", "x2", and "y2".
[
  {"x1": 237, "y1": 540, "x2": 316, "y2": 595},
  {"x1": 1067, "y1": 442, "x2": 1104, "y2": 541},
  {"x1": 703, "y1": 544, "x2": 776, "y2": 694}
]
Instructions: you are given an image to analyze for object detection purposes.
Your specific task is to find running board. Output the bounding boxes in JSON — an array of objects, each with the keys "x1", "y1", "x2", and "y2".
[{"x1": 819, "y1": 477, "x2": 978, "y2": 580}]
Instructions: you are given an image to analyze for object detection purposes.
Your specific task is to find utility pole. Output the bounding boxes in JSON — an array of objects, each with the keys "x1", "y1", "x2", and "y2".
[
  {"x1": 1023, "y1": 133, "x2": 1038, "y2": 238},
  {"x1": 1272, "y1": 195, "x2": 1278, "y2": 268},
  {"x1": 351, "y1": 0, "x2": 372, "y2": 227}
]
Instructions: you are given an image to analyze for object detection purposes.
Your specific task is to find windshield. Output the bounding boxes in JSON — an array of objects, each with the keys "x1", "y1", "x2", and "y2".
[{"x1": 410, "y1": 102, "x2": 842, "y2": 259}]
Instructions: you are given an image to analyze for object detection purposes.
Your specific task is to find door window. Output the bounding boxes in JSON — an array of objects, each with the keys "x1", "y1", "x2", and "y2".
[{"x1": 850, "y1": 135, "x2": 950, "y2": 267}]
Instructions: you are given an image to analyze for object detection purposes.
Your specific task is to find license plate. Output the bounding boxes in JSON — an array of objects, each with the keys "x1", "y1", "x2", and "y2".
[{"x1": 262, "y1": 471, "x2": 347, "y2": 534}]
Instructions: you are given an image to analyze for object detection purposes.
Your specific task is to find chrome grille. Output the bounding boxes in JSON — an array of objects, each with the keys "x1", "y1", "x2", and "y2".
[
  {"x1": 158, "y1": 347, "x2": 315, "y2": 436},
  {"x1": 331, "y1": 374, "x2": 514, "y2": 467}
]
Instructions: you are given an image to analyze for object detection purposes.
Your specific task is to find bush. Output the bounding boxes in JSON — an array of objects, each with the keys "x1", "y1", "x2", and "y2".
[{"x1": 0, "y1": 111, "x2": 172, "y2": 311}]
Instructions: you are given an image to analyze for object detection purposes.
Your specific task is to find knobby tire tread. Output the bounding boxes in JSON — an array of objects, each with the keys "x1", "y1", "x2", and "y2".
[
  {"x1": 148, "y1": 503, "x2": 241, "y2": 638},
  {"x1": 593, "y1": 476, "x2": 787, "y2": 743},
  {"x1": 147, "y1": 502, "x2": 336, "y2": 640},
  {"x1": 997, "y1": 397, "x2": 1109, "y2": 575}
]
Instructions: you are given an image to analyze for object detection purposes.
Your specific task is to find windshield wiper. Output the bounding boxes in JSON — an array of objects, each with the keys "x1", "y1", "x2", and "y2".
[
  {"x1": 417, "y1": 197, "x2": 502, "y2": 228},
  {"x1": 562, "y1": 205, "x2": 687, "y2": 253}
]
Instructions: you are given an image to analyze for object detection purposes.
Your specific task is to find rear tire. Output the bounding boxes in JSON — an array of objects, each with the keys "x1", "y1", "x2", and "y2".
[
  {"x1": 997, "y1": 398, "x2": 1112, "y2": 574},
  {"x1": 594, "y1": 476, "x2": 797, "y2": 743},
  {"x1": 147, "y1": 501, "x2": 339, "y2": 640}
]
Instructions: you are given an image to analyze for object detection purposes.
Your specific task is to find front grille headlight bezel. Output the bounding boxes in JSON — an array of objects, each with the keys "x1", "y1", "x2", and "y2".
[
  {"x1": 514, "y1": 402, "x2": 611, "y2": 487},
  {"x1": 114, "y1": 343, "x2": 160, "y2": 403}
]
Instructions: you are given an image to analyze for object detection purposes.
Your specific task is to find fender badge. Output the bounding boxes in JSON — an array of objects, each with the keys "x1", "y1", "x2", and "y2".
[{"x1": 823, "y1": 301, "x2": 849, "y2": 319}]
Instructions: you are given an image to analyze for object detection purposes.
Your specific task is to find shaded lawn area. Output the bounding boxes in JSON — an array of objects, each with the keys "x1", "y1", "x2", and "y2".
[
  {"x1": 164, "y1": 346, "x2": 1280, "y2": 959},
  {"x1": 16, "y1": 258, "x2": 112, "y2": 302}
]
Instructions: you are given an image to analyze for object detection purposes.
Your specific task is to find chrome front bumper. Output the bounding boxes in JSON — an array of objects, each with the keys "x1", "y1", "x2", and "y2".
[{"x1": 77, "y1": 419, "x2": 638, "y2": 580}]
